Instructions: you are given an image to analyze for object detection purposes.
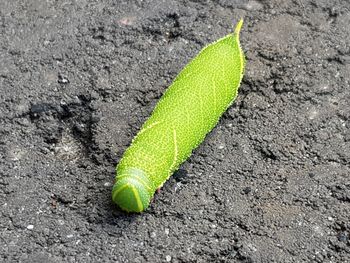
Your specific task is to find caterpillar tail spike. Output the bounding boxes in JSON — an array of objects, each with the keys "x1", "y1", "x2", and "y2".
[{"x1": 112, "y1": 19, "x2": 245, "y2": 212}]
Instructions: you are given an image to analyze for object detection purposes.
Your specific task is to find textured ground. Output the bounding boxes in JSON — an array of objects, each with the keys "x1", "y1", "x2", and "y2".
[{"x1": 1, "y1": 0, "x2": 350, "y2": 262}]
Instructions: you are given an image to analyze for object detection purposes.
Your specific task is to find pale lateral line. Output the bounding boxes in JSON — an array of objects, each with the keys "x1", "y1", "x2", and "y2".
[
  {"x1": 235, "y1": 30, "x2": 244, "y2": 85},
  {"x1": 177, "y1": 67, "x2": 200, "y2": 85},
  {"x1": 174, "y1": 67, "x2": 202, "y2": 96},
  {"x1": 237, "y1": 44, "x2": 244, "y2": 84},
  {"x1": 112, "y1": 183, "x2": 128, "y2": 201},
  {"x1": 137, "y1": 121, "x2": 161, "y2": 137},
  {"x1": 131, "y1": 185, "x2": 143, "y2": 211},
  {"x1": 117, "y1": 174, "x2": 151, "y2": 191}
]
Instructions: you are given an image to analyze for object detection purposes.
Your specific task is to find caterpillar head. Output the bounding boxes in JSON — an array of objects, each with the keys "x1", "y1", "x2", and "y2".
[{"x1": 112, "y1": 168, "x2": 153, "y2": 212}]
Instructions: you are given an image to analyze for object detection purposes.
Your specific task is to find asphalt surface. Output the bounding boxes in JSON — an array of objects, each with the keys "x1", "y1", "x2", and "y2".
[{"x1": 1, "y1": 0, "x2": 349, "y2": 262}]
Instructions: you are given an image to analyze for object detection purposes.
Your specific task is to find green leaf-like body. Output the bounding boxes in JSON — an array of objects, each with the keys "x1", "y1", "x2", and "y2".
[{"x1": 112, "y1": 20, "x2": 245, "y2": 212}]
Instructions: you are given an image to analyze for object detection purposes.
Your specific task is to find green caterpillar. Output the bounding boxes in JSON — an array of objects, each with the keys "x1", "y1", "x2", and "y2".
[{"x1": 112, "y1": 20, "x2": 245, "y2": 212}]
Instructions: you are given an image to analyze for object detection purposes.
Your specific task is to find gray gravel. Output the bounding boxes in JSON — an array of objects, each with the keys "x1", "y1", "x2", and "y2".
[{"x1": 1, "y1": 0, "x2": 350, "y2": 262}]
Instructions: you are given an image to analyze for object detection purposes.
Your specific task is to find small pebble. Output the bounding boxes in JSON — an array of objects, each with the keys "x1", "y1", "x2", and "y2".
[
  {"x1": 309, "y1": 172, "x2": 316, "y2": 178},
  {"x1": 58, "y1": 73, "x2": 69, "y2": 84},
  {"x1": 242, "y1": 1, "x2": 263, "y2": 11},
  {"x1": 217, "y1": 143, "x2": 225, "y2": 150},
  {"x1": 164, "y1": 228, "x2": 170, "y2": 235},
  {"x1": 30, "y1": 103, "x2": 52, "y2": 115},
  {"x1": 243, "y1": 187, "x2": 252, "y2": 194},
  {"x1": 119, "y1": 17, "x2": 136, "y2": 26},
  {"x1": 338, "y1": 232, "x2": 349, "y2": 243}
]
